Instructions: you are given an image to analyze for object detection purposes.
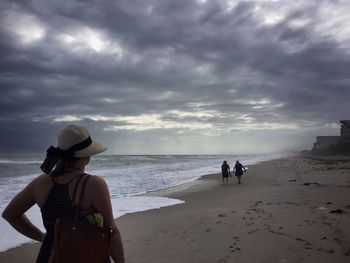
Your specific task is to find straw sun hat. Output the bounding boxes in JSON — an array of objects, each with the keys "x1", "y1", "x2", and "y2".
[{"x1": 57, "y1": 124, "x2": 107, "y2": 157}]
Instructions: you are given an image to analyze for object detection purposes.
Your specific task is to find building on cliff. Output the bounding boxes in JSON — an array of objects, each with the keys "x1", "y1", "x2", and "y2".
[
  {"x1": 340, "y1": 120, "x2": 350, "y2": 143},
  {"x1": 312, "y1": 120, "x2": 350, "y2": 151}
]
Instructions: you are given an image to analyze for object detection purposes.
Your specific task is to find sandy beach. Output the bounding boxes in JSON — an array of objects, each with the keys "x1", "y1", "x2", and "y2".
[{"x1": 1, "y1": 156, "x2": 350, "y2": 263}]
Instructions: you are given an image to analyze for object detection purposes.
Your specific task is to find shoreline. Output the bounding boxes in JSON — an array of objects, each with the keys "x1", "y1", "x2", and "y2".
[
  {"x1": 0, "y1": 169, "x2": 217, "y2": 255},
  {"x1": 1, "y1": 156, "x2": 350, "y2": 262},
  {"x1": 119, "y1": 156, "x2": 350, "y2": 263}
]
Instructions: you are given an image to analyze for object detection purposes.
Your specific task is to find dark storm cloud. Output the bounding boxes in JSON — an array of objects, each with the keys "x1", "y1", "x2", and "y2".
[{"x1": 0, "y1": 0, "x2": 349, "y2": 153}]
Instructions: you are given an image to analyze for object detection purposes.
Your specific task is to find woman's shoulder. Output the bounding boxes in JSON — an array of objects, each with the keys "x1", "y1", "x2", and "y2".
[
  {"x1": 85, "y1": 175, "x2": 109, "y2": 192},
  {"x1": 26, "y1": 174, "x2": 52, "y2": 202},
  {"x1": 85, "y1": 174, "x2": 106, "y2": 184},
  {"x1": 84, "y1": 175, "x2": 110, "y2": 205},
  {"x1": 31, "y1": 173, "x2": 51, "y2": 187}
]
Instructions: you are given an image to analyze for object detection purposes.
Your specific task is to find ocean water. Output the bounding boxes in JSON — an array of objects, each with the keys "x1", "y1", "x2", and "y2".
[{"x1": 0, "y1": 153, "x2": 283, "y2": 252}]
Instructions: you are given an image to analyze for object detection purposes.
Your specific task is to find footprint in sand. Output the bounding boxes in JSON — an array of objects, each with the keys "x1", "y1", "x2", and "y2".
[
  {"x1": 248, "y1": 228, "x2": 259, "y2": 234},
  {"x1": 249, "y1": 208, "x2": 265, "y2": 214},
  {"x1": 233, "y1": 236, "x2": 240, "y2": 242},
  {"x1": 229, "y1": 237, "x2": 242, "y2": 253},
  {"x1": 229, "y1": 246, "x2": 242, "y2": 253},
  {"x1": 318, "y1": 247, "x2": 335, "y2": 254},
  {"x1": 333, "y1": 237, "x2": 343, "y2": 245},
  {"x1": 329, "y1": 209, "x2": 344, "y2": 214}
]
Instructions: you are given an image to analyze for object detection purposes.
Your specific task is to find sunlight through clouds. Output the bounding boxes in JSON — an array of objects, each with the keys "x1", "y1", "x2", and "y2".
[
  {"x1": 53, "y1": 115, "x2": 82, "y2": 122},
  {"x1": 196, "y1": 0, "x2": 208, "y2": 4},
  {"x1": 235, "y1": 122, "x2": 299, "y2": 131},
  {"x1": 51, "y1": 113, "x2": 216, "y2": 132},
  {"x1": 100, "y1": 113, "x2": 215, "y2": 132},
  {"x1": 3, "y1": 11, "x2": 46, "y2": 45},
  {"x1": 83, "y1": 29, "x2": 105, "y2": 52},
  {"x1": 225, "y1": 0, "x2": 238, "y2": 11},
  {"x1": 261, "y1": 13, "x2": 284, "y2": 25},
  {"x1": 57, "y1": 27, "x2": 124, "y2": 56},
  {"x1": 167, "y1": 110, "x2": 216, "y2": 119},
  {"x1": 314, "y1": 0, "x2": 350, "y2": 52},
  {"x1": 1, "y1": 0, "x2": 349, "y2": 154},
  {"x1": 50, "y1": 109, "x2": 298, "y2": 134}
]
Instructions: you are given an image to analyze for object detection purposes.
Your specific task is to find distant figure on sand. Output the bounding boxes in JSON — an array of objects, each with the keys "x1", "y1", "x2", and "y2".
[
  {"x1": 234, "y1": 160, "x2": 246, "y2": 184},
  {"x1": 2, "y1": 124, "x2": 125, "y2": 263},
  {"x1": 221, "y1": 160, "x2": 231, "y2": 185}
]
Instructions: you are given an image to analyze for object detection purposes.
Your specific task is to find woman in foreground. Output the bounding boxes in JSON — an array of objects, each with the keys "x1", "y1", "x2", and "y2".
[{"x1": 2, "y1": 124, "x2": 125, "y2": 263}]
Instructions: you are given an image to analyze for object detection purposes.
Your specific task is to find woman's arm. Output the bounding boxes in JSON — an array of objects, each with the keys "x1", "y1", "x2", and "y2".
[
  {"x1": 2, "y1": 180, "x2": 45, "y2": 242},
  {"x1": 91, "y1": 177, "x2": 125, "y2": 263}
]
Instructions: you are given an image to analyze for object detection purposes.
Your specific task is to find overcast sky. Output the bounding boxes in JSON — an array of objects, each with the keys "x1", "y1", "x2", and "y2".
[{"x1": 0, "y1": 0, "x2": 349, "y2": 155}]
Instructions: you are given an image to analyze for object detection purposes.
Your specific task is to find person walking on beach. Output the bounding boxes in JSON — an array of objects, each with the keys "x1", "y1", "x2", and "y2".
[
  {"x1": 2, "y1": 124, "x2": 125, "y2": 263},
  {"x1": 234, "y1": 160, "x2": 246, "y2": 184},
  {"x1": 221, "y1": 160, "x2": 231, "y2": 185}
]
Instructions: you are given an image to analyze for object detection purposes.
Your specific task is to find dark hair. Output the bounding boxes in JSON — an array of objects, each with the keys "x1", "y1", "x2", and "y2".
[
  {"x1": 49, "y1": 157, "x2": 80, "y2": 177},
  {"x1": 40, "y1": 146, "x2": 80, "y2": 177}
]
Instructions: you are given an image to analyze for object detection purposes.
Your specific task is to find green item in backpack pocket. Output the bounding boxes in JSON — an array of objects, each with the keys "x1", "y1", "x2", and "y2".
[{"x1": 78, "y1": 211, "x2": 104, "y2": 227}]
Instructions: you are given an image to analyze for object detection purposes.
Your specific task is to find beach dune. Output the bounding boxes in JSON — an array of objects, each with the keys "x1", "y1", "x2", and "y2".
[{"x1": 1, "y1": 157, "x2": 350, "y2": 263}]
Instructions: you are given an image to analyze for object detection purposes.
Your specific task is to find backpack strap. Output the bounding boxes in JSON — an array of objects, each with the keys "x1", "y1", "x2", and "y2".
[
  {"x1": 78, "y1": 175, "x2": 90, "y2": 206},
  {"x1": 74, "y1": 175, "x2": 91, "y2": 220},
  {"x1": 67, "y1": 173, "x2": 85, "y2": 185},
  {"x1": 71, "y1": 174, "x2": 85, "y2": 204}
]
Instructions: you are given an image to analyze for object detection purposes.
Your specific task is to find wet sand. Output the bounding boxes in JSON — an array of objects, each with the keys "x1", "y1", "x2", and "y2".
[{"x1": 1, "y1": 157, "x2": 350, "y2": 262}]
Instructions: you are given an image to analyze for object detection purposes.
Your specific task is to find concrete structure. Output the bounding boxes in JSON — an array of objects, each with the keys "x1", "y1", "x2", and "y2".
[
  {"x1": 340, "y1": 120, "x2": 350, "y2": 143},
  {"x1": 312, "y1": 120, "x2": 350, "y2": 151},
  {"x1": 313, "y1": 136, "x2": 340, "y2": 150}
]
